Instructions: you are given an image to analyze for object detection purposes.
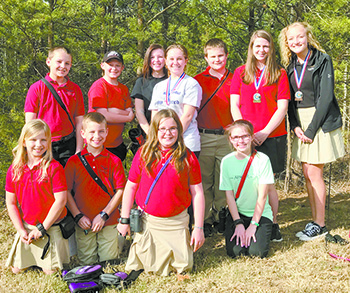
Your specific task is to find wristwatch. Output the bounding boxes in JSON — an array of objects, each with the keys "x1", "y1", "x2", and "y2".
[
  {"x1": 99, "y1": 211, "x2": 109, "y2": 221},
  {"x1": 119, "y1": 217, "x2": 130, "y2": 224}
]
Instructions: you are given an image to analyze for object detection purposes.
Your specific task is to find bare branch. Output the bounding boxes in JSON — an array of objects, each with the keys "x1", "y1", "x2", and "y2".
[{"x1": 144, "y1": 0, "x2": 184, "y2": 29}]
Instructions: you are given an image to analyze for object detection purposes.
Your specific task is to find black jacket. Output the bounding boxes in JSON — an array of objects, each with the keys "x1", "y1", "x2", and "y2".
[{"x1": 287, "y1": 48, "x2": 342, "y2": 140}]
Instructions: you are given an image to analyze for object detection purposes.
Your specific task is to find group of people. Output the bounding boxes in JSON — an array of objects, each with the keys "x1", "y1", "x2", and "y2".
[{"x1": 5, "y1": 21, "x2": 345, "y2": 280}]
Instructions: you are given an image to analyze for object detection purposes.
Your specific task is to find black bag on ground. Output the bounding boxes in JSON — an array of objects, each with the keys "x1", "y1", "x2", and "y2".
[{"x1": 63, "y1": 265, "x2": 104, "y2": 283}]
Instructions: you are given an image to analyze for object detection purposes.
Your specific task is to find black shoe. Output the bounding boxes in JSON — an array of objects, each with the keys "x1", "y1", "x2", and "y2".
[
  {"x1": 213, "y1": 222, "x2": 224, "y2": 235},
  {"x1": 204, "y1": 223, "x2": 213, "y2": 238},
  {"x1": 271, "y1": 223, "x2": 283, "y2": 242}
]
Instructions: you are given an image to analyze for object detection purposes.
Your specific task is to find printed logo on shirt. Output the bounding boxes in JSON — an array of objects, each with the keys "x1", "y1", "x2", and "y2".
[
  {"x1": 155, "y1": 100, "x2": 180, "y2": 106},
  {"x1": 307, "y1": 66, "x2": 314, "y2": 71}
]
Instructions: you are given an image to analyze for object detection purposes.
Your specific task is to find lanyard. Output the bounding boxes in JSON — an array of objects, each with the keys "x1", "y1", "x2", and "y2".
[
  {"x1": 143, "y1": 155, "x2": 173, "y2": 209},
  {"x1": 165, "y1": 72, "x2": 186, "y2": 106},
  {"x1": 254, "y1": 66, "x2": 266, "y2": 91},
  {"x1": 294, "y1": 50, "x2": 311, "y2": 90}
]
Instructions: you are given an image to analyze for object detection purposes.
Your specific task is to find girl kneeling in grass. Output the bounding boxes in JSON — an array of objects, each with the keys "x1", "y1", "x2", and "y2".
[
  {"x1": 117, "y1": 109, "x2": 205, "y2": 278},
  {"x1": 5, "y1": 119, "x2": 69, "y2": 274},
  {"x1": 220, "y1": 120, "x2": 274, "y2": 258}
]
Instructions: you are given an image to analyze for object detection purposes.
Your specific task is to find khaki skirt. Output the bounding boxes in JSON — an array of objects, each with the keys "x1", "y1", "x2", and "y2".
[
  {"x1": 6, "y1": 222, "x2": 69, "y2": 271},
  {"x1": 292, "y1": 107, "x2": 345, "y2": 164},
  {"x1": 125, "y1": 210, "x2": 192, "y2": 276}
]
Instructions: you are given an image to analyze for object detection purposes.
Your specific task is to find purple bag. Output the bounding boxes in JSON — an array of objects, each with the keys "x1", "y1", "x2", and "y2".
[
  {"x1": 63, "y1": 265, "x2": 103, "y2": 283},
  {"x1": 68, "y1": 281, "x2": 101, "y2": 293}
]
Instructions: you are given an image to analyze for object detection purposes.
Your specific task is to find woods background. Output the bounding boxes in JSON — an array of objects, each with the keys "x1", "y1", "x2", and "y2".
[{"x1": 0, "y1": 0, "x2": 349, "y2": 200}]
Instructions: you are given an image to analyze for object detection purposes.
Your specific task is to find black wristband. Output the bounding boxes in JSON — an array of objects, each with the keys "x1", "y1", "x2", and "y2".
[
  {"x1": 233, "y1": 218, "x2": 244, "y2": 226},
  {"x1": 119, "y1": 217, "x2": 130, "y2": 224},
  {"x1": 74, "y1": 213, "x2": 85, "y2": 224},
  {"x1": 36, "y1": 223, "x2": 47, "y2": 237},
  {"x1": 99, "y1": 211, "x2": 109, "y2": 221}
]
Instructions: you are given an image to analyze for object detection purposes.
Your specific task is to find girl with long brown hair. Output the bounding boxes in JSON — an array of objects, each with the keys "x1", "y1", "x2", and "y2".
[
  {"x1": 132, "y1": 44, "x2": 168, "y2": 134},
  {"x1": 117, "y1": 109, "x2": 205, "y2": 278},
  {"x1": 230, "y1": 30, "x2": 290, "y2": 242}
]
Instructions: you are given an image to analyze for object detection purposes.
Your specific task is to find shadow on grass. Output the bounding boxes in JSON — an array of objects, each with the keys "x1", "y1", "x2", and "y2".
[{"x1": 194, "y1": 191, "x2": 350, "y2": 273}]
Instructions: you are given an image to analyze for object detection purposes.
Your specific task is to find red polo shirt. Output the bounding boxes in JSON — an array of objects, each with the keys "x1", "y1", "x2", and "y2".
[
  {"x1": 128, "y1": 148, "x2": 202, "y2": 217},
  {"x1": 5, "y1": 160, "x2": 68, "y2": 225},
  {"x1": 25, "y1": 74, "x2": 85, "y2": 142},
  {"x1": 230, "y1": 65, "x2": 290, "y2": 137},
  {"x1": 194, "y1": 67, "x2": 233, "y2": 129},
  {"x1": 88, "y1": 78, "x2": 133, "y2": 148},
  {"x1": 65, "y1": 147, "x2": 126, "y2": 225}
]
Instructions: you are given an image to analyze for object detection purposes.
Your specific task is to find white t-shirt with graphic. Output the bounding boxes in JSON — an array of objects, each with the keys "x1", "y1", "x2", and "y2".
[{"x1": 149, "y1": 74, "x2": 202, "y2": 152}]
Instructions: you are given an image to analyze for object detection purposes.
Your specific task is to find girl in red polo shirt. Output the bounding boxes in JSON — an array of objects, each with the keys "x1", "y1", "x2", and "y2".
[
  {"x1": 117, "y1": 109, "x2": 205, "y2": 278},
  {"x1": 5, "y1": 119, "x2": 69, "y2": 274},
  {"x1": 230, "y1": 30, "x2": 290, "y2": 242}
]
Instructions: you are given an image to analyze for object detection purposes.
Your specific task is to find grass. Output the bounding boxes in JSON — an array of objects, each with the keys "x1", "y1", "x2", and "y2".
[{"x1": 1, "y1": 182, "x2": 350, "y2": 292}]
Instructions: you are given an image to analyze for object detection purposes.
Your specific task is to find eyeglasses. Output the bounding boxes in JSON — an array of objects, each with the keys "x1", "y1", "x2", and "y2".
[
  {"x1": 158, "y1": 127, "x2": 178, "y2": 134},
  {"x1": 230, "y1": 134, "x2": 251, "y2": 142}
]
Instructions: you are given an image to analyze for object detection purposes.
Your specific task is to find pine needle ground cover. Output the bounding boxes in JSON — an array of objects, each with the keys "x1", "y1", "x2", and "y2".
[{"x1": 1, "y1": 185, "x2": 350, "y2": 293}]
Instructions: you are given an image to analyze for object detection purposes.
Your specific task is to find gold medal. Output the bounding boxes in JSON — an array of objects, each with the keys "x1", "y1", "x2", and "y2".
[
  {"x1": 295, "y1": 91, "x2": 303, "y2": 101},
  {"x1": 253, "y1": 93, "x2": 261, "y2": 103}
]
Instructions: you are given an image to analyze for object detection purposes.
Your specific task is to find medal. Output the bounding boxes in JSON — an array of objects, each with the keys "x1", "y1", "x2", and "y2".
[
  {"x1": 253, "y1": 93, "x2": 261, "y2": 103},
  {"x1": 293, "y1": 50, "x2": 311, "y2": 102},
  {"x1": 295, "y1": 91, "x2": 303, "y2": 101},
  {"x1": 165, "y1": 72, "x2": 186, "y2": 106},
  {"x1": 253, "y1": 66, "x2": 265, "y2": 104}
]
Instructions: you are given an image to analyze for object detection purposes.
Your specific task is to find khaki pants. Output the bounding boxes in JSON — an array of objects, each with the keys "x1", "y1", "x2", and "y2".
[
  {"x1": 75, "y1": 224, "x2": 119, "y2": 265},
  {"x1": 199, "y1": 132, "x2": 232, "y2": 224}
]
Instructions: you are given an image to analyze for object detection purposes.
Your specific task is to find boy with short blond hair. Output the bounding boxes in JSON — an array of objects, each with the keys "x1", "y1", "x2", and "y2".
[
  {"x1": 194, "y1": 38, "x2": 233, "y2": 237},
  {"x1": 88, "y1": 51, "x2": 134, "y2": 161},
  {"x1": 25, "y1": 46, "x2": 85, "y2": 167},
  {"x1": 65, "y1": 112, "x2": 126, "y2": 265}
]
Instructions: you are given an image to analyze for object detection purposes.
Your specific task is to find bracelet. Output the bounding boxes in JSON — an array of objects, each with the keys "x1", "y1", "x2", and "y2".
[
  {"x1": 194, "y1": 226, "x2": 203, "y2": 230},
  {"x1": 36, "y1": 223, "x2": 47, "y2": 237},
  {"x1": 119, "y1": 217, "x2": 130, "y2": 224},
  {"x1": 74, "y1": 213, "x2": 85, "y2": 224},
  {"x1": 233, "y1": 218, "x2": 244, "y2": 226},
  {"x1": 250, "y1": 220, "x2": 259, "y2": 227}
]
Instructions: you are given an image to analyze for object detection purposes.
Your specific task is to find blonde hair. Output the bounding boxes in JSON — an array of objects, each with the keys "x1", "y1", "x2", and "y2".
[
  {"x1": 141, "y1": 109, "x2": 188, "y2": 174},
  {"x1": 11, "y1": 119, "x2": 52, "y2": 182},
  {"x1": 82, "y1": 112, "x2": 107, "y2": 130},
  {"x1": 225, "y1": 119, "x2": 255, "y2": 155},
  {"x1": 279, "y1": 22, "x2": 324, "y2": 67},
  {"x1": 243, "y1": 30, "x2": 281, "y2": 86}
]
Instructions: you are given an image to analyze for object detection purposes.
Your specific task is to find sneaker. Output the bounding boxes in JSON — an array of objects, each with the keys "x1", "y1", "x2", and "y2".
[
  {"x1": 299, "y1": 224, "x2": 328, "y2": 241},
  {"x1": 213, "y1": 222, "x2": 225, "y2": 235},
  {"x1": 204, "y1": 223, "x2": 213, "y2": 238},
  {"x1": 295, "y1": 221, "x2": 315, "y2": 238},
  {"x1": 270, "y1": 223, "x2": 283, "y2": 242}
]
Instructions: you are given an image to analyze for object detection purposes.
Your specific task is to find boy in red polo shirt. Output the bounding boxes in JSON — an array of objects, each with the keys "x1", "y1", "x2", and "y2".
[
  {"x1": 25, "y1": 46, "x2": 85, "y2": 167},
  {"x1": 194, "y1": 39, "x2": 233, "y2": 237},
  {"x1": 88, "y1": 51, "x2": 134, "y2": 161},
  {"x1": 65, "y1": 112, "x2": 126, "y2": 265}
]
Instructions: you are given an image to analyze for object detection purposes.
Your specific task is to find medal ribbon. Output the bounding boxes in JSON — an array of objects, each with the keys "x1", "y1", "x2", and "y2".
[
  {"x1": 254, "y1": 66, "x2": 266, "y2": 91},
  {"x1": 294, "y1": 50, "x2": 311, "y2": 90},
  {"x1": 165, "y1": 72, "x2": 186, "y2": 106}
]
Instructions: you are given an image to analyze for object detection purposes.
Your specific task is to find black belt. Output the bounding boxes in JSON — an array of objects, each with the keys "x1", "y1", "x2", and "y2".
[{"x1": 198, "y1": 128, "x2": 225, "y2": 135}]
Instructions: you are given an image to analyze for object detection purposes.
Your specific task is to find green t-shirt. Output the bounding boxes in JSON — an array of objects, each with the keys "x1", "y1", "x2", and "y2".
[{"x1": 220, "y1": 151, "x2": 274, "y2": 220}]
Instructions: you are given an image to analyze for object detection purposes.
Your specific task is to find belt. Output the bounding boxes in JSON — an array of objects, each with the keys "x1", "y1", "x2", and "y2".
[{"x1": 198, "y1": 128, "x2": 225, "y2": 135}]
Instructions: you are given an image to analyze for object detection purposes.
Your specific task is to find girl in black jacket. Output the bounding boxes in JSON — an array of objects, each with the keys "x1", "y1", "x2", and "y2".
[{"x1": 279, "y1": 22, "x2": 345, "y2": 241}]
